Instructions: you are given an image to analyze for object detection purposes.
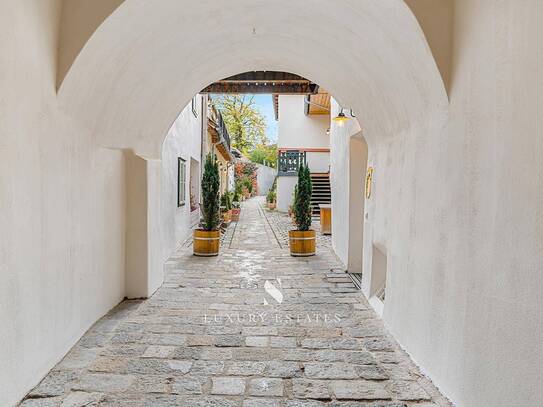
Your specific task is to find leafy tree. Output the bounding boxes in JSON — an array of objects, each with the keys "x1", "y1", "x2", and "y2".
[
  {"x1": 215, "y1": 95, "x2": 266, "y2": 153},
  {"x1": 294, "y1": 163, "x2": 313, "y2": 231},
  {"x1": 249, "y1": 143, "x2": 278, "y2": 168},
  {"x1": 201, "y1": 153, "x2": 220, "y2": 231}
]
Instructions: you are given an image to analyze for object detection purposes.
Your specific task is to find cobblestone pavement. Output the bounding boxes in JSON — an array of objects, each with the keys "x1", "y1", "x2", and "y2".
[
  {"x1": 22, "y1": 197, "x2": 451, "y2": 407},
  {"x1": 259, "y1": 204, "x2": 332, "y2": 250}
]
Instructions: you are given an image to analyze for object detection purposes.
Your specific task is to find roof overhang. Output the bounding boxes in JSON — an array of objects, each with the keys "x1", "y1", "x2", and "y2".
[{"x1": 201, "y1": 71, "x2": 320, "y2": 94}]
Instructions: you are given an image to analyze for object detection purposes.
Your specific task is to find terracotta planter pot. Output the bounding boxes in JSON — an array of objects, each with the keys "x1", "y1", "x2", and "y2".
[
  {"x1": 267, "y1": 202, "x2": 276, "y2": 210},
  {"x1": 289, "y1": 230, "x2": 316, "y2": 257},
  {"x1": 231, "y1": 208, "x2": 241, "y2": 221},
  {"x1": 193, "y1": 229, "x2": 220, "y2": 257},
  {"x1": 222, "y1": 210, "x2": 232, "y2": 223}
]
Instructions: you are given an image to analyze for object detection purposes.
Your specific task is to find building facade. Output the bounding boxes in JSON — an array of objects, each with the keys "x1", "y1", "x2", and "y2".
[{"x1": 275, "y1": 93, "x2": 331, "y2": 213}]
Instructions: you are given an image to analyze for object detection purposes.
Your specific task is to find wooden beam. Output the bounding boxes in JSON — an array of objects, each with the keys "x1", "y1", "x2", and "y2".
[
  {"x1": 201, "y1": 82, "x2": 319, "y2": 94},
  {"x1": 273, "y1": 94, "x2": 279, "y2": 120},
  {"x1": 278, "y1": 147, "x2": 331, "y2": 153},
  {"x1": 201, "y1": 71, "x2": 320, "y2": 94},
  {"x1": 216, "y1": 71, "x2": 310, "y2": 82}
]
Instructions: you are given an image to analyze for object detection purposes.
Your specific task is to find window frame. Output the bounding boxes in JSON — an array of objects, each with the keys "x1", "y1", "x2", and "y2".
[
  {"x1": 177, "y1": 157, "x2": 187, "y2": 207},
  {"x1": 191, "y1": 96, "x2": 198, "y2": 118}
]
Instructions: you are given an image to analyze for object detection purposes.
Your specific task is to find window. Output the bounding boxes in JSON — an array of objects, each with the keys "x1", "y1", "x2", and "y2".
[
  {"x1": 191, "y1": 96, "x2": 198, "y2": 117},
  {"x1": 178, "y1": 158, "x2": 186, "y2": 207},
  {"x1": 368, "y1": 244, "x2": 387, "y2": 317}
]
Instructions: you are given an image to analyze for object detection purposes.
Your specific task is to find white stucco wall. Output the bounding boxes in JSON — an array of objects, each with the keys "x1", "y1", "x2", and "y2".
[
  {"x1": 161, "y1": 98, "x2": 202, "y2": 261},
  {"x1": 330, "y1": 3, "x2": 543, "y2": 406},
  {"x1": 277, "y1": 177, "x2": 298, "y2": 213},
  {"x1": 256, "y1": 164, "x2": 277, "y2": 196},
  {"x1": 379, "y1": 4, "x2": 543, "y2": 405},
  {"x1": 277, "y1": 95, "x2": 330, "y2": 151},
  {"x1": 330, "y1": 99, "x2": 364, "y2": 269},
  {"x1": 228, "y1": 165, "x2": 235, "y2": 192},
  {"x1": 0, "y1": 3, "x2": 126, "y2": 405},
  {"x1": 305, "y1": 151, "x2": 330, "y2": 173}
]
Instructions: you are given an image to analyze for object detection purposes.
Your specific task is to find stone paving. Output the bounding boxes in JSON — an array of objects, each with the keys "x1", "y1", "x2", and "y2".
[
  {"x1": 22, "y1": 197, "x2": 451, "y2": 407},
  {"x1": 260, "y1": 205, "x2": 332, "y2": 249}
]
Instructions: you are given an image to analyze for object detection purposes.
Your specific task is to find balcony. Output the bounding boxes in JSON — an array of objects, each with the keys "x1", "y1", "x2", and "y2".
[
  {"x1": 208, "y1": 103, "x2": 233, "y2": 161},
  {"x1": 216, "y1": 109, "x2": 231, "y2": 151},
  {"x1": 277, "y1": 150, "x2": 306, "y2": 176}
]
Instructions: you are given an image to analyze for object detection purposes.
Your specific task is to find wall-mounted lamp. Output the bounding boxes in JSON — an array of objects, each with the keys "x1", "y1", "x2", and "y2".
[{"x1": 332, "y1": 108, "x2": 351, "y2": 125}]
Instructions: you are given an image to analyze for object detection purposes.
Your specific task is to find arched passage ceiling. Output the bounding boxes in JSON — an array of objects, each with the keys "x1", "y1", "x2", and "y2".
[{"x1": 58, "y1": 0, "x2": 450, "y2": 158}]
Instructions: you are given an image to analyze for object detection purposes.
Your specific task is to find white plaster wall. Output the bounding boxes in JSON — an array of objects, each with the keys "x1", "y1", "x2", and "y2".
[
  {"x1": 277, "y1": 95, "x2": 329, "y2": 151},
  {"x1": 347, "y1": 137, "x2": 367, "y2": 274},
  {"x1": 0, "y1": 2, "x2": 126, "y2": 405},
  {"x1": 305, "y1": 151, "x2": 330, "y2": 173},
  {"x1": 330, "y1": 100, "x2": 363, "y2": 268},
  {"x1": 256, "y1": 164, "x2": 277, "y2": 196},
  {"x1": 351, "y1": 3, "x2": 543, "y2": 406},
  {"x1": 228, "y1": 165, "x2": 235, "y2": 192},
  {"x1": 277, "y1": 177, "x2": 298, "y2": 213},
  {"x1": 161, "y1": 99, "x2": 202, "y2": 261}
]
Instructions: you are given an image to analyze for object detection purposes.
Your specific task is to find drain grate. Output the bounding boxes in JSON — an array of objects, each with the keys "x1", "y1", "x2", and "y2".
[
  {"x1": 376, "y1": 283, "x2": 386, "y2": 302},
  {"x1": 347, "y1": 272, "x2": 362, "y2": 289}
]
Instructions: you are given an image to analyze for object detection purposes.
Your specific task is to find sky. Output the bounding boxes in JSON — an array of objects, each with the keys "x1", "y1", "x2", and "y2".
[{"x1": 251, "y1": 94, "x2": 278, "y2": 143}]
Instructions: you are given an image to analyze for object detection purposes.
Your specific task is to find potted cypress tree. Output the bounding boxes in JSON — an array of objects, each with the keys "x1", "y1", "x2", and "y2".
[
  {"x1": 193, "y1": 153, "x2": 221, "y2": 256},
  {"x1": 289, "y1": 163, "x2": 316, "y2": 256}
]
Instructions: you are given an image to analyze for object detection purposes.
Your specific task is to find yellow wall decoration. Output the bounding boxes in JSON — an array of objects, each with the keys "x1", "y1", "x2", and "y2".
[{"x1": 365, "y1": 167, "x2": 374, "y2": 199}]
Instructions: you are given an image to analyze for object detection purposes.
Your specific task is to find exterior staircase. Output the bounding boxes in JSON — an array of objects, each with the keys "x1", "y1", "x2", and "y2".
[{"x1": 310, "y1": 173, "x2": 331, "y2": 217}]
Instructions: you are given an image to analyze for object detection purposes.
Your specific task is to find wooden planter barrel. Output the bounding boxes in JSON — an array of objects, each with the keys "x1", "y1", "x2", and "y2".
[
  {"x1": 289, "y1": 230, "x2": 316, "y2": 257},
  {"x1": 193, "y1": 229, "x2": 220, "y2": 257}
]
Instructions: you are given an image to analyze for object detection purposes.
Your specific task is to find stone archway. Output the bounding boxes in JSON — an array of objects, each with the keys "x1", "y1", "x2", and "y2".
[
  {"x1": 58, "y1": 0, "x2": 448, "y2": 158},
  {"x1": 54, "y1": 0, "x2": 448, "y2": 299}
]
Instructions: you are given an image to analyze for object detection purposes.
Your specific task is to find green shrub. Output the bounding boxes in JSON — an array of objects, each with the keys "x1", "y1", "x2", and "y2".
[
  {"x1": 293, "y1": 163, "x2": 312, "y2": 231},
  {"x1": 234, "y1": 179, "x2": 243, "y2": 196},
  {"x1": 201, "y1": 153, "x2": 220, "y2": 231},
  {"x1": 266, "y1": 189, "x2": 276, "y2": 204},
  {"x1": 243, "y1": 177, "x2": 253, "y2": 193}
]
